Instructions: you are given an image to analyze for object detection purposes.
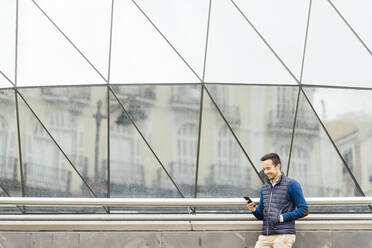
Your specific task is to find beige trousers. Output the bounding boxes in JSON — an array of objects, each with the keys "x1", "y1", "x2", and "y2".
[{"x1": 254, "y1": 234, "x2": 296, "y2": 248}]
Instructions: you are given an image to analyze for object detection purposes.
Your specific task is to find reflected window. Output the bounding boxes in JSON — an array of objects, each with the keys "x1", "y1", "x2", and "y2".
[
  {"x1": 291, "y1": 146, "x2": 309, "y2": 184},
  {"x1": 342, "y1": 148, "x2": 357, "y2": 196},
  {"x1": 275, "y1": 88, "x2": 296, "y2": 119},
  {"x1": 26, "y1": 120, "x2": 72, "y2": 192},
  {"x1": 174, "y1": 123, "x2": 198, "y2": 184},
  {"x1": 216, "y1": 127, "x2": 242, "y2": 186},
  {"x1": 111, "y1": 124, "x2": 144, "y2": 186},
  {"x1": 171, "y1": 86, "x2": 200, "y2": 104},
  {"x1": 0, "y1": 116, "x2": 17, "y2": 182}
]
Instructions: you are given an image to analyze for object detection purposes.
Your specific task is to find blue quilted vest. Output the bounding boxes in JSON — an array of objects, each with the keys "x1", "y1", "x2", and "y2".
[{"x1": 261, "y1": 175, "x2": 296, "y2": 235}]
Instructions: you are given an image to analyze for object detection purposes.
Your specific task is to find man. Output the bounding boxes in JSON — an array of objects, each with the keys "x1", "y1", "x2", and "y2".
[{"x1": 246, "y1": 153, "x2": 308, "y2": 248}]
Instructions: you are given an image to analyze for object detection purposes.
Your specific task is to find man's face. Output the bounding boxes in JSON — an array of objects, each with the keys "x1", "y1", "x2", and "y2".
[{"x1": 263, "y1": 159, "x2": 281, "y2": 181}]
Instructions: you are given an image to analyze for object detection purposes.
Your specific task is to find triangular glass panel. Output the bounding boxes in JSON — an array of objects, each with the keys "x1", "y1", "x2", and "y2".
[
  {"x1": 17, "y1": 92, "x2": 96, "y2": 197},
  {"x1": 135, "y1": 0, "x2": 210, "y2": 79},
  {"x1": 110, "y1": 0, "x2": 200, "y2": 84},
  {"x1": 0, "y1": 0, "x2": 16, "y2": 84},
  {"x1": 204, "y1": 0, "x2": 297, "y2": 84},
  {"x1": 197, "y1": 87, "x2": 263, "y2": 201},
  {"x1": 233, "y1": 0, "x2": 310, "y2": 80},
  {"x1": 18, "y1": 86, "x2": 108, "y2": 197},
  {"x1": 289, "y1": 90, "x2": 362, "y2": 198},
  {"x1": 34, "y1": 0, "x2": 112, "y2": 80},
  {"x1": 302, "y1": 0, "x2": 372, "y2": 87},
  {"x1": 17, "y1": 0, "x2": 106, "y2": 86},
  {"x1": 332, "y1": 0, "x2": 372, "y2": 49},
  {"x1": 303, "y1": 87, "x2": 372, "y2": 196},
  {"x1": 111, "y1": 85, "x2": 201, "y2": 198},
  {"x1": 206, "y1": 85, "x2": 299, "y2": 174},
  {"x1": 0, "y1": 90, "x2": 22, "y2": 197},
  {"x1": 0, "y1": 73, "x2": 14, "y2": 88}
]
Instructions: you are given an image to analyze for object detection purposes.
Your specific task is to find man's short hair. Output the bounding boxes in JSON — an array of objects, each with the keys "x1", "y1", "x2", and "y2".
[{"x1": 261, "y1": 153, "x2": 281, "y2": 166}]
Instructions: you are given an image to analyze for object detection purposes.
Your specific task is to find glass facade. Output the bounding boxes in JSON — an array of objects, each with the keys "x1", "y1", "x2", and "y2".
[{"x1": 0, "y1": 0, "x2": 371, "y2": 213}]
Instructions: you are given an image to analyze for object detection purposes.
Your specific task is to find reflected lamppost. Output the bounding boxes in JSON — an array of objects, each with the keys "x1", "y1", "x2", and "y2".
[{"x1": 93, "y1": 100, "x2": 107, "y2": 184}]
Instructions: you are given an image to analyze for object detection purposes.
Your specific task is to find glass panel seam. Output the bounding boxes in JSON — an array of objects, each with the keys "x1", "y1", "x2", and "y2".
[
  {"x1": 287, "y1": 86, "x2": 301, "y2": 176},
  {"x1": 299, "y1": 0, "x2": 313, "y2": 83},
  {"x1": 202, "y1": 0, "x2": 212, "y2": 82},
  {"x1": 194, "y1": 84, "x2": 205, "y2": 198}
]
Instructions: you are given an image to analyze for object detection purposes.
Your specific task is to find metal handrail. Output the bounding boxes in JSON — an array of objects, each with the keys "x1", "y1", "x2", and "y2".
[
  {"x1": 0, "y1": 197, "x2": 371, "y2": 206},
  {"x1": 0, "y1": 213, "x2": 371, "y2": 221}
]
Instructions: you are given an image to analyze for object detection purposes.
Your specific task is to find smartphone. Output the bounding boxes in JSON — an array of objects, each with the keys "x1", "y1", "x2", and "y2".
[{"x1": 243, "y1": 196, "x2": 252, "y2": 203}]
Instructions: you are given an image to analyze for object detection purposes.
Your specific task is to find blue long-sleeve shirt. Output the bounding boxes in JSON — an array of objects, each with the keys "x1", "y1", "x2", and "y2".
[{"x1": 252, "y1": 180, "x2": 308, "y2": 222}]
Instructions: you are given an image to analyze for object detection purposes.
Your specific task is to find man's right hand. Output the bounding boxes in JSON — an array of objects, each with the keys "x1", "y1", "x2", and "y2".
[{"x1": 246, "y1": 201, "x2": 256, "y2": 211}]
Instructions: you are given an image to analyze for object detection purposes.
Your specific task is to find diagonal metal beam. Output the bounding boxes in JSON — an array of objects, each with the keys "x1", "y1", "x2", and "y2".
[
  {"x1": 230, "y1": 0, "x2": 301, "y2": 85},
  {"x1": 204, "y1": 85, "x2": 264, "y2": 184},
  {"x1": 31, "y1": 0, "x2": 108, "y2": 83},
  {"x1": 130, "y1": 0, "x2": 203, "y2": 82},
  {"x1": 108, "y1": 86, "x2": 186, "y2": 198},
  {"x1": 327, "y1": 0, "x2": 372, "y2": 56}
]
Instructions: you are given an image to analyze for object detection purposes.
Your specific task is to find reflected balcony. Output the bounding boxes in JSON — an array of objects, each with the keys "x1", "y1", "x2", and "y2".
[
  {"x1": 0, "y1": 156, "x2": 20, "y2": 193},
  {"x1": 170, "y1": 86, "x2": 200, "y2": 111},
  {"x1": 0, "y1": 156, "x2": 18, "y2": 180},
  {"x1": 111, "y1": 86, "x2": 156, "y2": 106},
  {"x1": 110, "y1": 160, "x2": 145, "y2": 186},
  {"x1": 24, "y1": 162, "x2": 72, "y2": 193},
  {"x1": 41, "y1": 87, "x2": 91, "y2": 107},
  {"x1": 267, "y1": 110, "x2": 319, "y2": 135},
  {"x1": 169, "y1": 161, "x2": 195, "y2": 185},
  {"x1": 206, "y1": 163, "x2": 243, "y2": 186}
]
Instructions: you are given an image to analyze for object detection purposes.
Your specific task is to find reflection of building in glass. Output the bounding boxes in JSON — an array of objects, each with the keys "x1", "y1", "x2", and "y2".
[
  {"x1": 325, "y1": 114, "x2": 372, "y2": 196},
  {"x1": 0, "y1": 92, "x2": 20, "y2": 196},
  {"x1": 1, "y1": 85, "x2": 371, "y2": 201}
]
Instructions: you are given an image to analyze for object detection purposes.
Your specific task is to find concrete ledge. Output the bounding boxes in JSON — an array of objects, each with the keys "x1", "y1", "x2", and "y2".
[{"x1": 0, "y1": 231, "x2": 371, "y2": 248}]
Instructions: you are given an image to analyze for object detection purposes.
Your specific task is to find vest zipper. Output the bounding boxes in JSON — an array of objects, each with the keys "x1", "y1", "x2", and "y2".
[{"x1": 267, "y1": 187, "x2": 273, "y2": 235}]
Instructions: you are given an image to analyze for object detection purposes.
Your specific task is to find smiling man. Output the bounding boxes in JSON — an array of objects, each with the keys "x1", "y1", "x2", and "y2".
[{"x1": 246, "y1": 153, "x2": 308, "y2": 248}]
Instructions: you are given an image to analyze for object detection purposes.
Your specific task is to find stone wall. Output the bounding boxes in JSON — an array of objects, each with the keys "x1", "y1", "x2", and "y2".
[{"x1": 0, "y1": 231, "x2": 371, "y2": 248}]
